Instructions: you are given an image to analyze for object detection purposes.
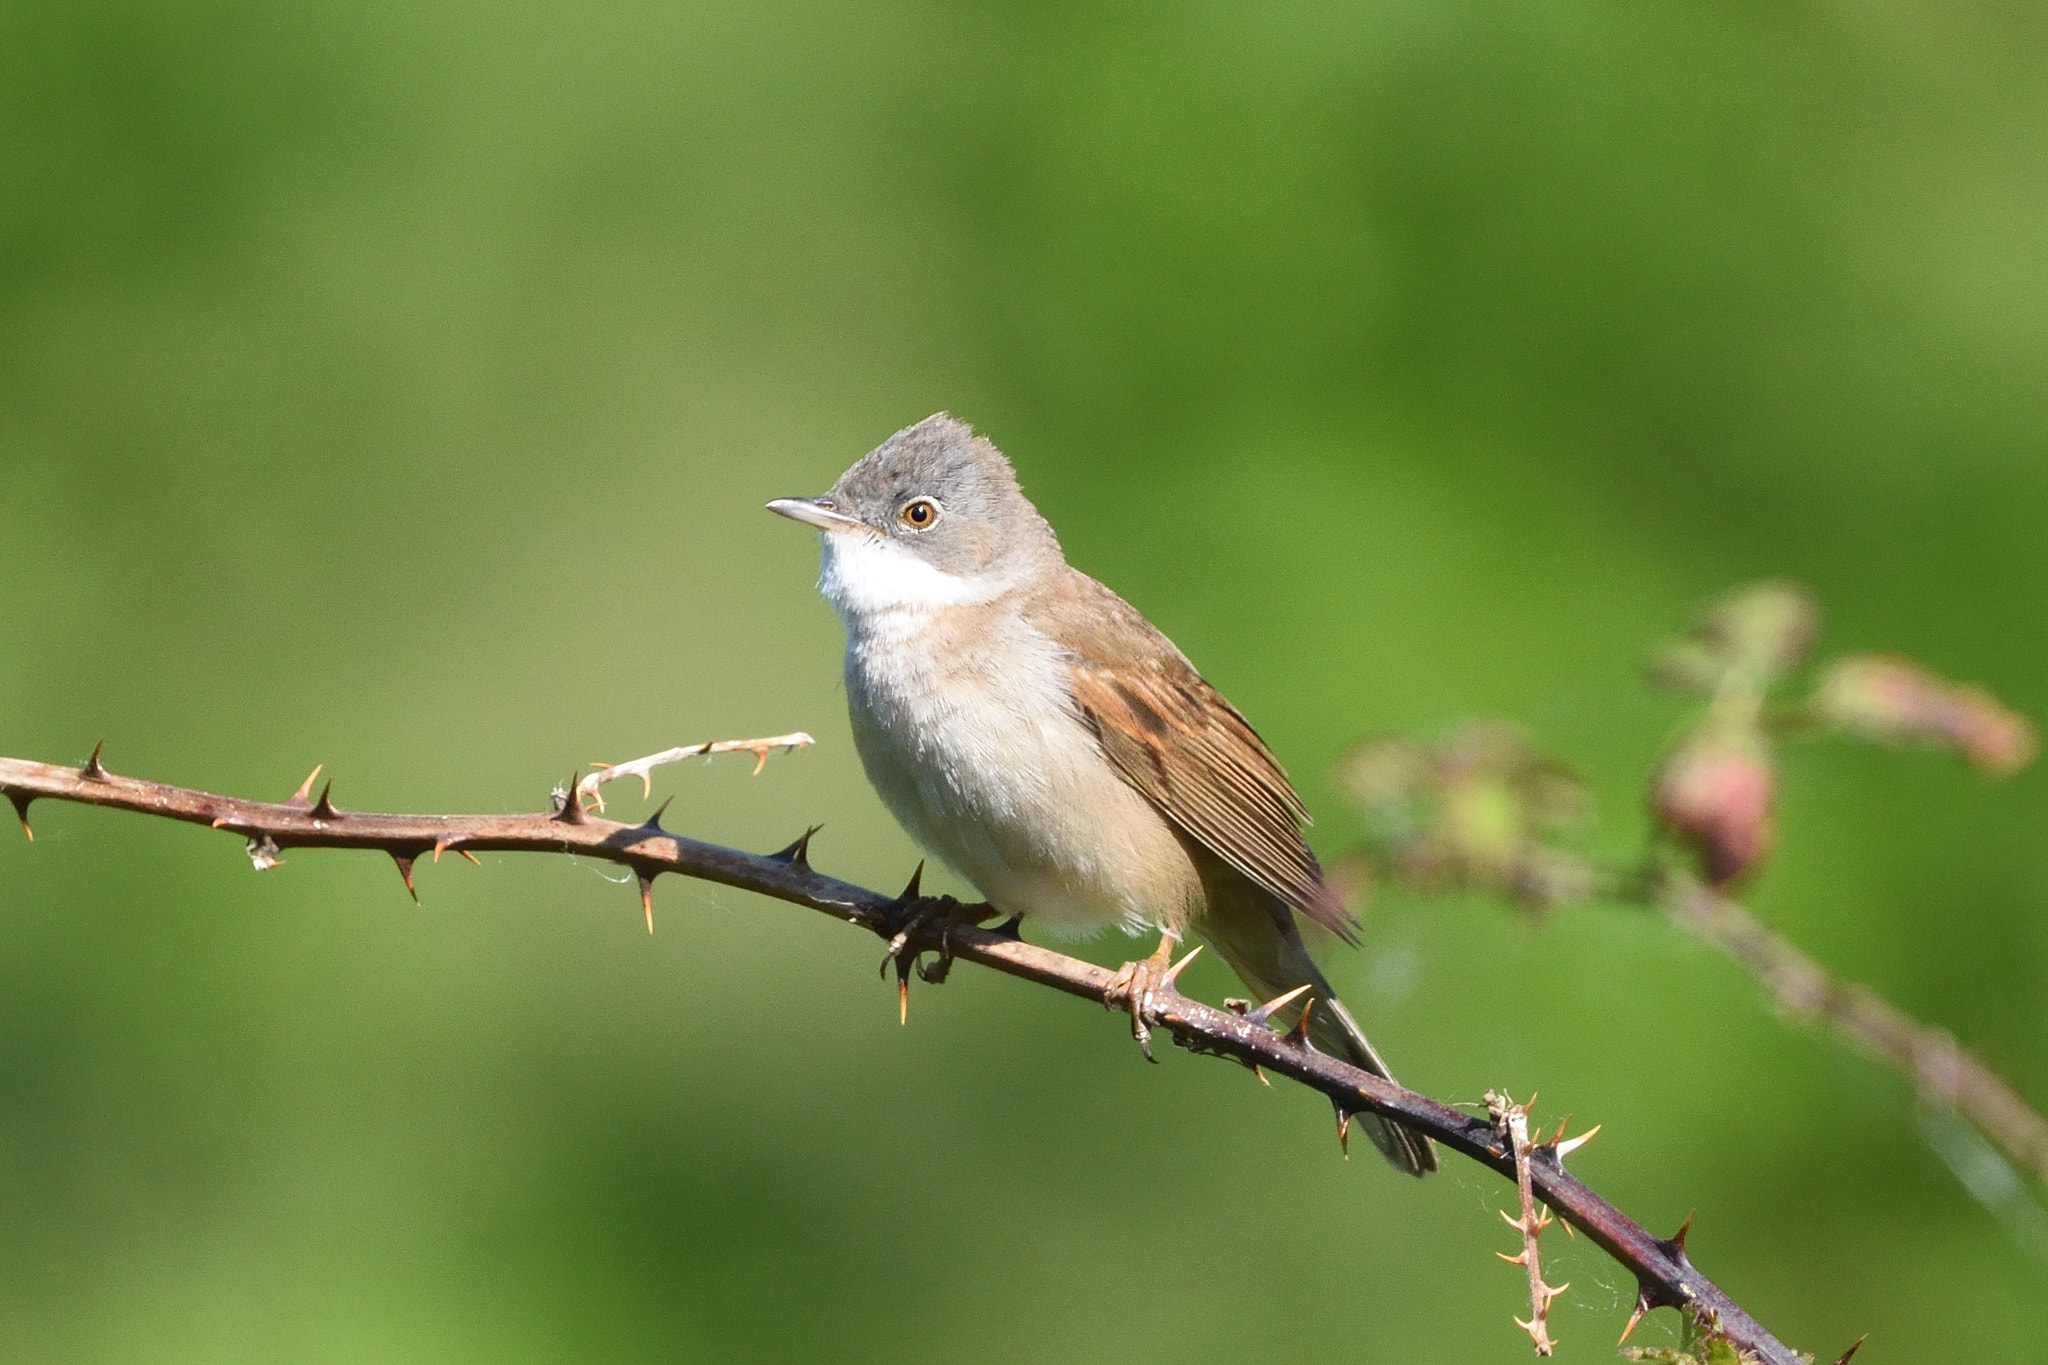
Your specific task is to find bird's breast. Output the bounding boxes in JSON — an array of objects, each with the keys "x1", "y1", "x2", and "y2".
[{"x1": 838, "y1": 603, "x2": 1200, "y2": 934}]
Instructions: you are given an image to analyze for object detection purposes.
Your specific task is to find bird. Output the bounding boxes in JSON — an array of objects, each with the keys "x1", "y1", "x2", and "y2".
[{"x1": 768, "y1": 413, "x2": 1435, "y2": 1175}]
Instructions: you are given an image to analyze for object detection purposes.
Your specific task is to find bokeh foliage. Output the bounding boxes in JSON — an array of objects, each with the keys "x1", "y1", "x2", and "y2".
[{"x1": 3, "y1": 0, "x2": 2045, "y2": 1359}]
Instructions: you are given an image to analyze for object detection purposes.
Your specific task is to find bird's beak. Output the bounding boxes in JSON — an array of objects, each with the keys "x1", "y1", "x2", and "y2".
[{"x1": 766, "y1": 496, "x2": 866, "y2": 533}]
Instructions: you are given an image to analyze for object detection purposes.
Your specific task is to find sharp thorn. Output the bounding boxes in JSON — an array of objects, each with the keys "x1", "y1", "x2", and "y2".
[
  {"x1": 639, "y1": 770, "x2": 653, "y2": 800},
  {"x1": 749, "y1": 746, "x2": 769, "y2": 776},
  {"x1": 895, "y1": 860, "x2": 925, "y2": 905},
  {"x1": 641, "y1": 796, "x2": 674, "y2": 832},
  {"x1": 287, "y1": 765, "x2": 323, "y2": 809},
  {"x1": 1551, "y1": 1123, "x2": 1601, "y2": 1161},
  {"x1": 1617, "y1": 1289, "x2": 1654, "y2": 1345},
  {"x1": 772, "y1": 824, "x2": 822, "y2": 867},
  {"x1": 1250, "y1": 1064, "x2": 1268, "y2": 1086},
  {"x1": 638, "y1": 870, "x2": 656, "y2": 932},
  {"x1": 391, "y1": 851, "x2": 419, "y2": 902},
  {"x1": 309, "y1": 780, "x2": 339, "y2": 820},
  {"x1": 210, "y1": 816, "x2": 231, "y2": 829},
  {"x1": 554, "y1": 773, "x2": 589, "y2": 824},
  {"x1": 1664, "y1": 1212, "x2": 1694, "y2": 1259},
  {"x1": 7, "y1": 790, "x2": 33, "y2": 842},
  {"x1": 1831, "y1": 1333, "x2": 1870, "y2": 1365},
  {"x1": 1284, "y1": 996, "x2": 1318, "y2": 1048},
  {"x1": 897, "y1": 973, "x2": 909, "y2": 1025},
  {"x1": 1497, "y1": 1250, "x2": 1529, "y2": 1266},
  {"x1": 432, "y1": 836, "x2": 455, "y2": 862},
  {"x1": 1242, "y1": 981, "x2": 1315, "y2": 1028},
  {"x1": 1163, "y1": 943, "x2": 1203, "y2": 985},
  {"x1": 1333, "y1": 1101, "x2": 1351, "y2": 1158},
  {"x1": 82, "y1": 739, "x2": 107, "y2": 781},
  {"x1": 458, "y1": 849, "x2": 480, "y2": 865}
]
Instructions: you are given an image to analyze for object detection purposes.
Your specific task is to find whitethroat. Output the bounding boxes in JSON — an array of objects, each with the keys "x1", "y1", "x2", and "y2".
[{"x1": 769, "y1": 413, "x2": 1435, "y2": 1175}]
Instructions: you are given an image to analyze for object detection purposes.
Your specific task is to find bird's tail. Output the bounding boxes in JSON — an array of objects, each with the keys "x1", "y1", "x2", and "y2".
[{"x1": 1199, "y1": 881, "x2": 1437, "y2": 1176}]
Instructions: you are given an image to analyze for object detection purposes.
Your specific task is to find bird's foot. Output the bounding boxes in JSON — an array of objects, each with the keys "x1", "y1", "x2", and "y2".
[
  {"x1": 1105, "y1": 931, "x2": 1204, "y2": 1062},
  {"x1": 877, "y1": 881, "x2": 997, "y2": 1023}
]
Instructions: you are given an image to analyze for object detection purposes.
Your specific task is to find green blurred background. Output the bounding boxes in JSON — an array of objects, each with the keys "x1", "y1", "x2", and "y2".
[{"x1": 2, "y1": 0, "x2": 2044, "y2": 1359}]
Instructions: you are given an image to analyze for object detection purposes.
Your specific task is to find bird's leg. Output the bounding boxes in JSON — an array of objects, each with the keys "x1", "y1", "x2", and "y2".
[{"x1": 1105, "y1": 931, "x2": 1204, "y2": 1063}]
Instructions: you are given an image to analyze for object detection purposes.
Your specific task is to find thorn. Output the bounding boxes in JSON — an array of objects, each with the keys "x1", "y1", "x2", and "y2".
[
  {"x1": 286, "y1": 765, "x2": 323, "y2": 809},
  {"x1": 458, "y1": 848, "x2": 481, "y2": 865},
  {"x1": 749, "y1": 746, "x2": 770, "y2": 776},
  {"x1": 895, "y1": 860, "x2": 925, "y2": 905},
  {"x1": 772, "y1": 824, "x2": 822, "y2": 867},
  {"x1": 1242, "y1": 982, "x2": 1315, "y2": 1029},
  {"x1": 640, "y1": 797, "x2": 674, "y2": 832},
  {"x1": 1333, "y1": 1100, "x2": 1351, "y2": 1158},
  {"x1": 1497, "y1": 1250, "x2": 1529, "y2": 1266},
  {"x1": 391, "y1": 851, "x2": 419, "y2": 902},
  {"x1": 1617, "y1": 1287, "x2": 1655, "y2": 1345},
  {"x1": 879, "y1": 900, "x2": 929, "y2": 1021},
  {"x1": 1284, "y1": 996, "x2": 1318, "y2": 1049},
  {"x1": 309, "y1": 780, "x2": 339, "y2": 820},
  {"x1": 638, "y1": 870, "x2": 655, "y2": 933},
  {"x1": 7, "y1": 790, "x2": 32, "y2": 842},
  {"x1": 989, "y1": 912, "x2": 1024, "y2": 940},
  {"x1": 554, "y1": 773, "x2": 588, "y2": 824},
  {"x1": 1250, "y1": 1064, "x2": 1268, "y2": 1086},
  {"x1": 81, "y1": 739, "x2": 107, "y2": 781},
  {"x1": 210, "y1": 816, "x2": 232, "y2": 829},
  {"x1": 1831, "y1": 1333, "x2": 1869, "y2": 1365},
  {"x1": 1663, "y1": 1212, "x2": 1694, "y2": 1260},
  {"x1": 1163, "y1": 943, "x2": 1203, "y2": 985},
  {"x1": 432, "y1": 836, "x2": 456, "y2": 862},
  {"x1": 1551, "y1": 1123, "x2": 1601, "y2": 1162}
]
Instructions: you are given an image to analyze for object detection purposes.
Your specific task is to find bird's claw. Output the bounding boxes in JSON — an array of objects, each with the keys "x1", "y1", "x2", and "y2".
[{"x1": 1105, "y1": 933, "x2": 1203, "y2": 1063}]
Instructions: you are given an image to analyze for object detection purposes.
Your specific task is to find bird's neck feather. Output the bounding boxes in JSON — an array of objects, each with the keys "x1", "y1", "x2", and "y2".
[{"x1": 817, "y1": 531, "x2": 1014, "y2": 621}]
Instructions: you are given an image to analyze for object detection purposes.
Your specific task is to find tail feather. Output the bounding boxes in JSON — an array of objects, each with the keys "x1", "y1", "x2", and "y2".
[{"x1": 1196, "y1": 870, "x2": 1437, "y2": 1176}]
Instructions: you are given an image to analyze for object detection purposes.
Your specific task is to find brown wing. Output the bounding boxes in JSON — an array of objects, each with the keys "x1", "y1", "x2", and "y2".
[{"x1": 1026, "y1": 570, "x2": 1357, "y2": 941}]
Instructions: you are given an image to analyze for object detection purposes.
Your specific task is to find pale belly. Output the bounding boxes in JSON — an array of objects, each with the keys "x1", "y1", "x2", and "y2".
[{"x1": 841, "y1": 611, "x2": 1201, "y2": 935}]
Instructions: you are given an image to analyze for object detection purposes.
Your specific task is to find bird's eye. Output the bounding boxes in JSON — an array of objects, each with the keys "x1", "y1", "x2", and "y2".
[{"x1": 898, "y1": 498, "x2": 939, "y2": 529}]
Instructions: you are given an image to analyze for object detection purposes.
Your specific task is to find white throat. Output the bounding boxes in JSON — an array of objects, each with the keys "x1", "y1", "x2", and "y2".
[{"x1": 816, "y1": 530, "x2": 1008, "y2": 622}]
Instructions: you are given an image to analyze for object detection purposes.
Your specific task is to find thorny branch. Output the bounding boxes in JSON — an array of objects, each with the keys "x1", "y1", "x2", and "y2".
[
  {"x1": 1663, "y1": 874, "x2": 2048, "y2": 1183},
  {"x1": 0, "y1": 748, "x2": 1839, "y2": 1365},
  {"x1": 1338, "y1": 582, "x2": 2048, "y2": 1200},
  {"x1": 575, "y1": 733, "x2": 814, "y2": 810},
  {"x1": 1488, "y1": 1090, "x2": 1588, "y2": 1356}
]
